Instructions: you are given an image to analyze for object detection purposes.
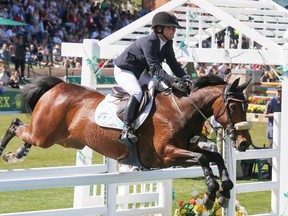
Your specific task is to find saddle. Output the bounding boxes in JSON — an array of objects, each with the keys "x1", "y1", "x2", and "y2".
[
  {"x1": 95, "y1": 77, "x2": 161, "y2": 130},
  {"x1": 111, "y1": 85, "x2": 150, "y2": 122}
]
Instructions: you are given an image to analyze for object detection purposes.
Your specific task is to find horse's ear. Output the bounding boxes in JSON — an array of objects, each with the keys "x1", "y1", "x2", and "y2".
[
  {"x1": 239, "y1": 78, "x2": 252, "y2": 91},
  {"x1": 230, "y1": 77, "x2": 240, "y2": 90}
]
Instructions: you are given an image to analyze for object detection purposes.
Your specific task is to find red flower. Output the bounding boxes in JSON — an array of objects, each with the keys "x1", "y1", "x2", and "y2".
[
  {"x1": 189, "y1": 199, "x2": 196, "y2": 205},
  {"x1": 179, "y1": 201, "x2": 184, "y2": 207}
]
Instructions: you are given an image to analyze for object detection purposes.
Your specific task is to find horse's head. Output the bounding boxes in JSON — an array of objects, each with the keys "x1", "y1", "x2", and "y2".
[{"x1": 213, "y1": 77, "x2": 252, "y2": 151}]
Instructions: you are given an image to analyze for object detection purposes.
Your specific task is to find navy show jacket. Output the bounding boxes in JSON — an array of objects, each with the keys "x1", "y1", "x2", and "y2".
[{"x1": 114, "y1": 32, "x2": 186, "y2": 85}]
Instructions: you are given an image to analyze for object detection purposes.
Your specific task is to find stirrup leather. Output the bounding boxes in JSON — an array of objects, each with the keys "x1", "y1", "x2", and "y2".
[{"x1": 120, "y1": 126, "x2": 138, "y2": 146}]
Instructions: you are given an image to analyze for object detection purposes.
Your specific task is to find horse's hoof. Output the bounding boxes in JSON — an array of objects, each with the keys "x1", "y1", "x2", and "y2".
[
  {"x1": 2, "y1": 152, "x2": 24, "y2": 163},
  {"x1": 203, "y1": 193, "x2": 215, "y2": 210},
  {"x1": 2, "y1": 152, "x2": 14, "y2": 162},
  {"x1": 218, "y1": 195, "x2": 229, "y2": 208}
]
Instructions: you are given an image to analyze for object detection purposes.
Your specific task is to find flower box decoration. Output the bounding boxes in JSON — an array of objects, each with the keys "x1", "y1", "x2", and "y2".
[
  {"x1": 247, "y1": 96, "x2": 270, "y2": 114},
  {"x1": 174, "y1": 191, "x2": 248, "y2": 216}
]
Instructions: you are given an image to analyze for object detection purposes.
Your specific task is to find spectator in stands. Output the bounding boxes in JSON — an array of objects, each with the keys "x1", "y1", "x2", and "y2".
[
  {"x1": 51, "y1": 43, "x2": 63, "y2": 67},
  {"x1": 224, "y1": 68, "x2": 232, "y2": 82},
  {"x1": 0, "y1": 65, "x2": 10, "y2": 86},
  {"x1": 218, "y1": 63, "x2": 229, "y2": 78},
  {"x1": 207, "y1": 64, "x2": 220, "y2": 76},
  {"x1": 196, "y1": 67, "x2": 205, "y2": 77},
  {"x1": 36, "y1": 46, "x2": 44, "y2": 68},
  {"x1": 9, "y1": 44, "x2": 15, "y2": 64},
  {"x1": 0, "y1": 43, "x2": 11, "y2": 68},
  {"x1": 27, "y1": 43, "x2": 38, "y2": 66},
  {"x1": 8, "y1": 70, "x2": 20, "y2": 89},
  {"x1": 5, "y1": 26, "x2": 17, "y2": 43},
  {"x1": 2, "y1": 0, "x2": 143, "y2": 49},
  {"x1": 264, "y1": 85, "x2": 282, "y2": 148},
  {"x1": 14, "y1": 34, "x2": 27, "y2": 79},
  {"x1": 0, "y1": 25, "x2": 11, "y2": 45}
]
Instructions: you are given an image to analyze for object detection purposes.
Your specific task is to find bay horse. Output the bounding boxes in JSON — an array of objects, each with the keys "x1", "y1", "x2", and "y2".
[{"x1": 0, "y1": 74, "x2": 252, "y2": 210}]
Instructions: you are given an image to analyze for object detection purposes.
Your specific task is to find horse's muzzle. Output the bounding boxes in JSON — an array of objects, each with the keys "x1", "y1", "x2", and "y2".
[{"x1": 235, "y1": 121, "x2": 252, "y2": 152}]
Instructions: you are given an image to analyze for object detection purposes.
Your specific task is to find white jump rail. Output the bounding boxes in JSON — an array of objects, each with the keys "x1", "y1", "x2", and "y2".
[
  {"x1": 0, "y1": 166, "x2": 218, "y2": 216},
  {"x1": 0, "y1": 166, "x2": 218, "y2": 192}
]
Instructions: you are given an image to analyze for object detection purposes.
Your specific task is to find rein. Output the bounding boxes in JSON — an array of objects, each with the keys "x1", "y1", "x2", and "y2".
[
  {"x1": 187, "y1": 93, "x2": 220, "y2": 135},
  {"x1": 186, "y1": 82, "x2": 251, "y2": 143}
]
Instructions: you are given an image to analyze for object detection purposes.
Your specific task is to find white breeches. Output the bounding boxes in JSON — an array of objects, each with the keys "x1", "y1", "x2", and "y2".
[{"x1": 114, "y1": 66, "x2": 151, "y2": 103}]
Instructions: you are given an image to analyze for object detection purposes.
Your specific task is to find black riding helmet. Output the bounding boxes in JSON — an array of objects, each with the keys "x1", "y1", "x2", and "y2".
[{"x1": 152, "y1": 11, "x2": 182, "y2": 29}]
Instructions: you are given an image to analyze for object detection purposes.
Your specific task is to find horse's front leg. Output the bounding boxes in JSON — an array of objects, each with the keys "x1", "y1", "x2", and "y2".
[
  {"x1": 195, "y1": 147, "x2": 233, "y2": 208},
  {"x1": 0, "y1": 118, "x2": 24, "y2": 155},
  {"x1": 0, "y1": 118, "x2": 32, "y2": 163},
  {"x1": 163, "y1": 146, "x2": 219, "y2": 210},
  {"x1": 2, "y1": 143, "x2": 32, "y2": 163}
]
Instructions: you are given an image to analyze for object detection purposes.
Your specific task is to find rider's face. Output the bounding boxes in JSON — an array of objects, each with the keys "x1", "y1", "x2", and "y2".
[{"x1": 162, "y1": 26, "x2": 176, "y2": 40}]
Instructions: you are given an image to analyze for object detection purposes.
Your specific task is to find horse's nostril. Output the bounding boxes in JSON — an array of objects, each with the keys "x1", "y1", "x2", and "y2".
[{"x1": 239, "y1": 142, "x2": 249, "y2": 152}]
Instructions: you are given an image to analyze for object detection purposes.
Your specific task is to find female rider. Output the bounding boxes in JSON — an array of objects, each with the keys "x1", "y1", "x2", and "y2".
[{"x1": 114, "y1": 11, "x2": 190, "y2": 147}]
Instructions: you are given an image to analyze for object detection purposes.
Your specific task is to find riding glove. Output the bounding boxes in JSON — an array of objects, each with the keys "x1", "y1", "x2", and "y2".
[
  {"x1": 171, "y1": 80, "x2": 190, "y2": 95},
  {"x1": 182, "y1": 74, "x2": 190, "y2": 80}
]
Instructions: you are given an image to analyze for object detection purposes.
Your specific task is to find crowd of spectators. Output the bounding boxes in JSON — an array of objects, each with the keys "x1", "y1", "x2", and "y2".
[
  {"x1": 0, "y1": 0, "x2": 146, "y2": 71},
  {"x1": 0, "y1": 0, "x2": 284, "y2": 84}
]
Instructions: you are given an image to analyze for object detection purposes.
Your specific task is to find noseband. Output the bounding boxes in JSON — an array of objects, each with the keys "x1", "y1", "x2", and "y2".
[{"x1": 223, "y1": 84, "x2": 252, "y2": 141}]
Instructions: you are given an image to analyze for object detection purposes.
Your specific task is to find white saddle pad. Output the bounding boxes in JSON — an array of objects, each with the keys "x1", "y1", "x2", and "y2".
[{"x1": 95, "y1": 85, "x2": 155, "y2": 130}]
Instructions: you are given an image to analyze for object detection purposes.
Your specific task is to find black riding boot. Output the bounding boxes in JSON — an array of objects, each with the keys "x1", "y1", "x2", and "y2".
[{"x1": 120, "y1": 96, "x2": 140, "y2": 146}]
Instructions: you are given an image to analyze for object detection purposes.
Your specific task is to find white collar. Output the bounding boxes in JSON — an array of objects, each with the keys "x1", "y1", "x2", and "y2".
[{"x1": 159, "y1": 37, "x2": 167, "y2": 50}]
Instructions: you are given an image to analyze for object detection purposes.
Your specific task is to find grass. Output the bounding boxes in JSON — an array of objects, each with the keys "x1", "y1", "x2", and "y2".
[{"x1": 0, "y1": 114, "x2": 271, "y2": 214}]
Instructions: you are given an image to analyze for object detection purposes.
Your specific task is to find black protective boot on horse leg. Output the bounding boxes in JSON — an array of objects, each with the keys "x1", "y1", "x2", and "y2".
[
  {"x1": 0, "y1": 118, "x2": 24, "y2": 156},
  {"x1": 203, "y1": 168, "x2": 220, "y2": 210},
  {"x1": 217, "y1": 169, "x2": 234, "y2": 208},
  {"x1": 120, "y1": 96, "x2": 140, "y2": 147}
]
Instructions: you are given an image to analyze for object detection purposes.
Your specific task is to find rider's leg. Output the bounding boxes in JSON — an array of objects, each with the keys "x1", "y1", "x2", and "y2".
[
  {"x1": 114, "y1": 66, "x2": 143, "y2": 146},
  {"x1": 120, "y1": 95, "x2": 140, "y2": 144}
]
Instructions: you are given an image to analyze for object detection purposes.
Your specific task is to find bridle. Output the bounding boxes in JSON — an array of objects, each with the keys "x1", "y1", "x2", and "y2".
[
  {"x1": 222, "y1": 84, "x2": 252, "y2": 142},
  {"x1": 185, "y1": 81, "x2": 252, "y2": 143}
]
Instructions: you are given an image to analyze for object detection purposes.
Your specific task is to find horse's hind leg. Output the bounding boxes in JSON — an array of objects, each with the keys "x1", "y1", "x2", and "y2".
[
  {"x1": 0, "y1": 118, "x2": 24, "y2": 156},
  {"x1": 2, "y1": 143, "x2": 32, "y2": 163}
]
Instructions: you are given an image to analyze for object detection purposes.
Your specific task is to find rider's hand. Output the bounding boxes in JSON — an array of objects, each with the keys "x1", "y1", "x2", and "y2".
[{"x1": 171, "y1": 80, "x2": 190, "y2": 95}]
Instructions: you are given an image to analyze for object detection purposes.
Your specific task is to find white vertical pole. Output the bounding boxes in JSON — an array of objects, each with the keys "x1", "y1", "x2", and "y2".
[
  {"x1": 279, "y1": 78, "x2": 288, "y2": 214},
  {"x1": 222, "y1": 137, "x2": 236, "y2": 216},
  {"x1": 237, "y1": 32, "x2": 242, "y2": 49},
  {"x1": 211, "y1": 21, "x2": 216, "y2": 49},
  {"x1": 278, "y1": 34, "x2": 288, "y2": 214},
  {"x1": 117, "y1": 165, "x2": 131, "y2": 210},
  {"x1": 199, "y1": 15, "x2": 202, "y2": 48},
  {"x1": 158, "y1": 180, "x2": 173, "y2": 216},
  {"x1": 106, "y1": 158, "x2": 118, "y2": 215},
  {"x1": 271, "y1": 113, "x2": 281, "y2": 214},
  {"x1": 81, "y1": 39, "x2": 99, "y2": 88},
  {"x1": 186, "y1": 6, "x2": 190, "y2": 46},
  {"x1": 74, "y1": 39, "x2": 101, "y2": 208},
  {"x1": 73, "y1": 147, "x2": 93, "y2": 207}
]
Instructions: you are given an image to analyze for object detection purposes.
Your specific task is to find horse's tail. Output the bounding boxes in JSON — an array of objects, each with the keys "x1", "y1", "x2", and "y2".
[{"x1": 22, "y1": 76, "x2": 64, "y2": 112}]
